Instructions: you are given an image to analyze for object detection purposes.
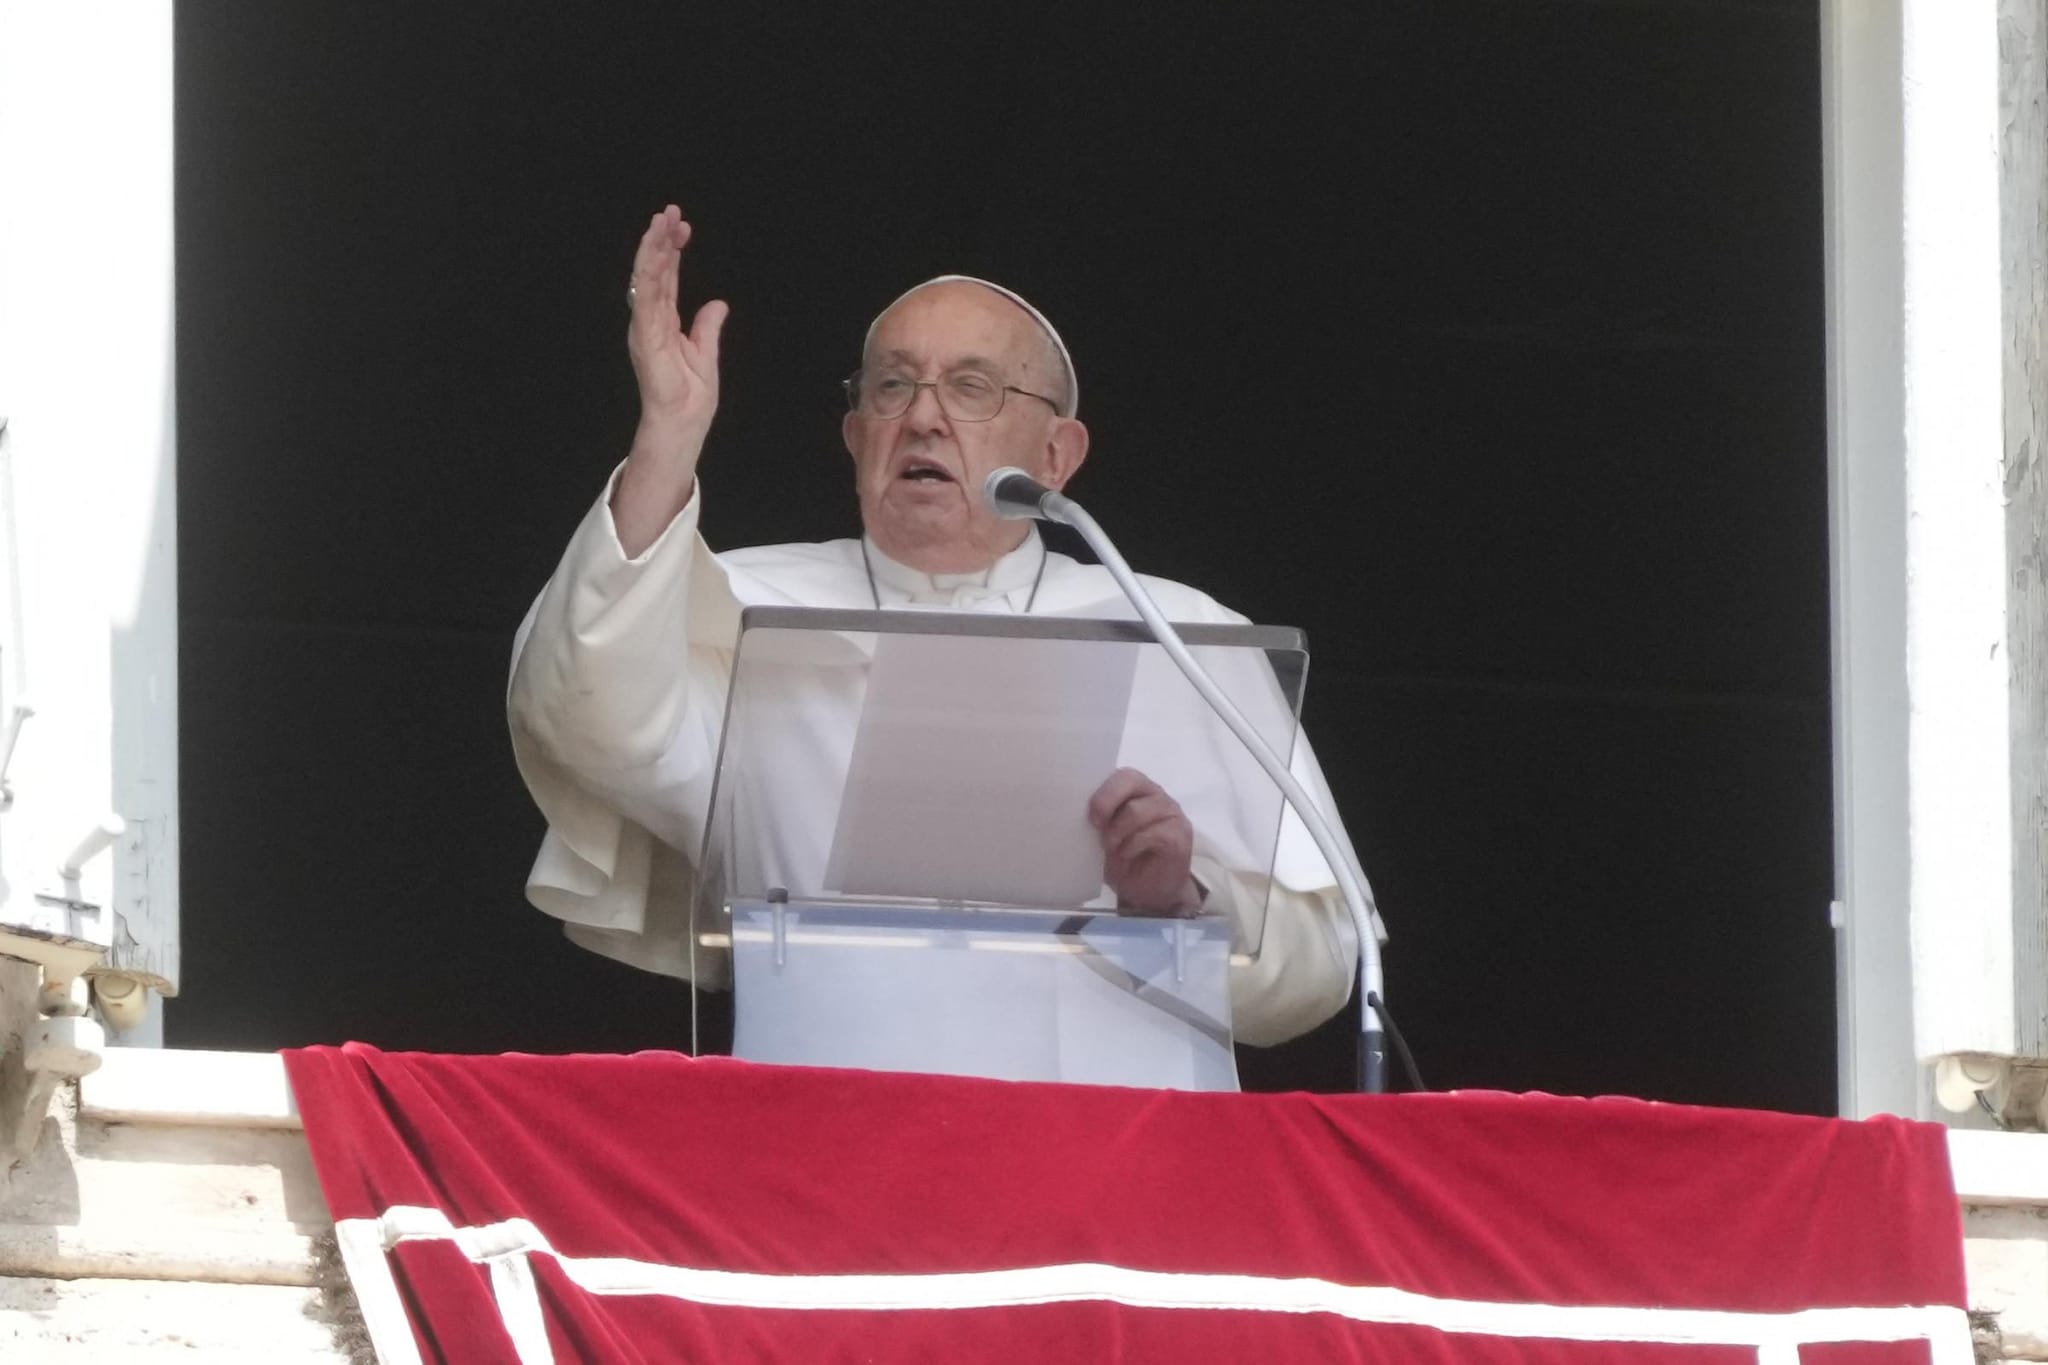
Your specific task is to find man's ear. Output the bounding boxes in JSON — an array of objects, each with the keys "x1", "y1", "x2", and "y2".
[
  {"x1": 842, "y1": 410, "x2": 860, "y2": 462},
  {"x1": 1042, "y1": 418, "x2": 1089, "y2": 491}
]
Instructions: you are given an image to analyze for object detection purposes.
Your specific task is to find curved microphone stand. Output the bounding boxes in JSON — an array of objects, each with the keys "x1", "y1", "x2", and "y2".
[{"x1": 984, "y1": 468, "x2": 1388, "y2": 1092}]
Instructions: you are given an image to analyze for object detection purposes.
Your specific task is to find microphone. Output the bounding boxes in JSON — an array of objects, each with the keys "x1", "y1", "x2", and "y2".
[{"x1": 983, "y1": 467, "x2": 1077, "y2": 524}]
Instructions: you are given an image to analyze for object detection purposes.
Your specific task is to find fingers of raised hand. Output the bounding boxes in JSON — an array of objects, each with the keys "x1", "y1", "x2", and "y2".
[
  {"x1": 629, "y1": 206, "x2": 691, "y2": 328},
  {"x1": 658, "y1": 208, "x2": 689, "y2": 302}
]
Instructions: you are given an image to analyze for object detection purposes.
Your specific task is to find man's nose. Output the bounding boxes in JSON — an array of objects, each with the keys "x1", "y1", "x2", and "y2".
[{"x1": 903, "y1": 381, "x2": 950, "y2": 432}]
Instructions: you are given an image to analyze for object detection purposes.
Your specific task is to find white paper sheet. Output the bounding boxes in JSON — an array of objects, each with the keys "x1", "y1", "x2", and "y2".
[{"x1": 823, "y1": 629, "x2": 1140, "y2": 906}]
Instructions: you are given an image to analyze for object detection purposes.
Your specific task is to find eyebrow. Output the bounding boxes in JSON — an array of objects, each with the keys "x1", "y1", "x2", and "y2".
[{"x1": 873, "y1": 349, "x2": 1008, "y2": 374}]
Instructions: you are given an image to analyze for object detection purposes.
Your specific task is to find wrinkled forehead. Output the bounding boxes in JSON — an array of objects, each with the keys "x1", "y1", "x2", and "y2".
[{"x1": 861, "y1": 275, "x2": 1078, "y2": 416}]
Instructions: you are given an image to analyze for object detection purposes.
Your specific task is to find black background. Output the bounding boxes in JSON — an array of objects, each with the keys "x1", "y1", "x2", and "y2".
[{"x1": 172, "y1": 0, "x2": 1833, "y2": 1110}]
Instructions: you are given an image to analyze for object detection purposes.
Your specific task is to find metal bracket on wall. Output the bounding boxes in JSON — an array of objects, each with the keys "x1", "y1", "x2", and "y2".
[{"x1": 0, "y1": 921, "x2": 106, "y2": 1160}]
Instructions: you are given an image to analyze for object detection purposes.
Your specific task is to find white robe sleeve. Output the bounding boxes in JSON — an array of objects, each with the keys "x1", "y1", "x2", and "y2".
[
  {"x1": 1203, "y1": 728, "x2": 1376, "y2": 1047},
  {"x1": 506, "y1": 468, "x2": 741, "y2": 985}
]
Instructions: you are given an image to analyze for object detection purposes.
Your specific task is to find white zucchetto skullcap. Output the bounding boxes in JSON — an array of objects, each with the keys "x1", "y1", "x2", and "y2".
[{"x1": 862, "y1": 275, "x2": 1078, "y2": 417}]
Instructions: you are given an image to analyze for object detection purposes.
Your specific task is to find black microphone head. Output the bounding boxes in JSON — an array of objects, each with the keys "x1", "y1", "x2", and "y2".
[{"x1": 984, "y1": 466, "x2": 1053, "y2": 520}]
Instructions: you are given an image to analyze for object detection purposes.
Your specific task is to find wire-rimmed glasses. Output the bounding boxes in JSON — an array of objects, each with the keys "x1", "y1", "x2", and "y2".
[{"x1": 843, "y1": 369, "x2": 1061, "y2": 423}]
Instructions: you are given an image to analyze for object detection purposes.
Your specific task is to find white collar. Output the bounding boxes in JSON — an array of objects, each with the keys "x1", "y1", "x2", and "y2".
[{"x1": 861, "y1": 529, "x2": 1047, "y2": 607}]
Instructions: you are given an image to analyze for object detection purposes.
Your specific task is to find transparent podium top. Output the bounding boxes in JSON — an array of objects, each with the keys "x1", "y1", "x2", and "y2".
[{"x1": 697, "y1": 606, "x2": 1308, "y2": 959}]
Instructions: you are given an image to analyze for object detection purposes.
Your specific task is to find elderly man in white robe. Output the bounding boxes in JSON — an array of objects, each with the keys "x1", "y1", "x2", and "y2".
[{"x1": 509, "y1": 205, "x2": 1366, "y2": 1048}]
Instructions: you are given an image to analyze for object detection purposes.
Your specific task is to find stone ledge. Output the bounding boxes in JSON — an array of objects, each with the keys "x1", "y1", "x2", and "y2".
[
  {"x1": 1964, "y1": 1205, "x2": 2048, "y2": 1361},
  {"x1": 0, "y1": 1221, "x2": 325, "y2": 1286},
  {"x1": 1952, "y1": 1130, "x2": 2048, "y2": 1206},
  {"x1": 79, "y1": 1046, "x2": 300, "y2": 1129},
  {"x1": 6, "y1": 1076, "x2": 329, "y2": 1232},
  {"x1": 0, "y1": 1273, "x2": 351, "y2": 1359}
]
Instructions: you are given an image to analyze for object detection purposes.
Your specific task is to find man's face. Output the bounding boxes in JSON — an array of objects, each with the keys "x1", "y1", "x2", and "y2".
[{"x1": 842, "y1": 282, "x2": 1087, "y2": 574}]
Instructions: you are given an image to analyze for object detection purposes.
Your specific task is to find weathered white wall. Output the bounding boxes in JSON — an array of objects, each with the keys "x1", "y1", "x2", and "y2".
[
  {"x1": 1897, "y1": 0, "x2": 2017, "y2": 1066},
  {"x1": 1825, "y1": 0, "x2": 2047, "y2": 1114},
  {"x1": 0, "y1": 1, "x2": 179, "y2": 1041},
  {"x1": 1998, "y1": 0, "x2": 2048, "y2": 1066}
]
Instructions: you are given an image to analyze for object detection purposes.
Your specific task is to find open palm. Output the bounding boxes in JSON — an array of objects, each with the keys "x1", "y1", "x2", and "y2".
[{"x1": 627, "y1": 205, "x2": 728, "y2": 441}]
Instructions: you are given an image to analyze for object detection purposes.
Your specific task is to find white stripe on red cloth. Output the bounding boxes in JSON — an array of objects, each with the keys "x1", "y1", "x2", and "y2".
[{"x1": 335, "y1": 1206, "x2": 1975, "y2": 1365}]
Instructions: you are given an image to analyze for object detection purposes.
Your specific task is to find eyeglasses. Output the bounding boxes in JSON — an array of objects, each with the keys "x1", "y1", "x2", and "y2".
[{"x1": 843, "y1": 369, "x2": 1061, "y2": 423}]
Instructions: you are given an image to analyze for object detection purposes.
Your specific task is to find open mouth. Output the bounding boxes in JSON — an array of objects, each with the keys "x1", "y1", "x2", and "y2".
[{"x1": 898, "y1": 458, "x2": 956, "y2": 484}]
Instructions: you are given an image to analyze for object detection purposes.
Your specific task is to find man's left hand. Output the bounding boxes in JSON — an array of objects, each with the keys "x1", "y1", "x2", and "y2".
[{"x1": 1088, "y1": 767, "x2": 1201, "y2": 916}]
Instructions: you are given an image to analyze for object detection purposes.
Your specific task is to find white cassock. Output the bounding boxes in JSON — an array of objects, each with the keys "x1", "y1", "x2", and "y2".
[{"x1": 507, "y1": 468, "x2": 1374, "y2": 1046}]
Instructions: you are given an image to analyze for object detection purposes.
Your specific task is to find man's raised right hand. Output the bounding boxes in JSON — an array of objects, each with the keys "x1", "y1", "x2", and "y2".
[{"x1": 614, "y1": 205, "x2": 729, "y2": 557}]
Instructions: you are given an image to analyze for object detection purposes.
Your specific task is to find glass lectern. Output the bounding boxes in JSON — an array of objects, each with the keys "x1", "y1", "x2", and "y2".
[{"x1": 691, "y1": 606, "x2": 1307, "y2": 1091}]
